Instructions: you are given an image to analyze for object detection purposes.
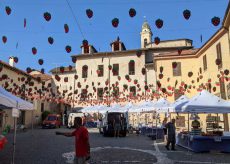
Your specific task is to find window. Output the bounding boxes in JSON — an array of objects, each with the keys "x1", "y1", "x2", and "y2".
[
  {"x1": 129, "y1": 60, "x2": 135, "y2": 75},
  {"x1": 82, "y1": 65, "x2": 88, "y2": 78},
  {"x1": 144, "y1": 38, "x2": 147, "y2": 47},
  {"x1": 84, "y1": 46, "x2": 89, "y2": 54},
  {"x1": 114, "y1": 42, "x2": 119, "y2": 51},
  {"x1": 203, "y1": 55, "x2": 207, "y2": 71},
  {"x1": 130, "y1": 86, "x2": 136, "y2": 97},
  {"x1": 41, "y1": 103, "x2": 44, "y2": 113},
  {"x1": 81, "y1": 89, "x2": 87, "y2": 101},
  {"x1": 216, "y1": 43, "x2": 222, "y2": 69},
  {"x1": 97, "y1": 88, "x2": 103, "y2": 100},
  {"x1": 173, "y1": 62, "x2": 181, "y2": 76},
  {"x1": 98, "y1": 65, "x2": 104, "y2": 77},
  {"x1": 113, "y1": 64, "x2": 119, "y2": 76}
]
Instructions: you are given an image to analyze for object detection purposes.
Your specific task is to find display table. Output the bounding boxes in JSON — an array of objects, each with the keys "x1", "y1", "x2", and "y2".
[
  {"x1": 140, "y1": 127, "x2": 164, "y2": 140},
  {"x1": 0, "y1": 135, "x2": 7, "y2": 151},
  {"x1": 177, "y1": 133, "x2": 230, "y2": 152}
]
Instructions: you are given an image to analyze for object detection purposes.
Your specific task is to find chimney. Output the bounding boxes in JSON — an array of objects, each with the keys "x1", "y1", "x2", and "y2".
[
  {"x1": 81, "y1": 45, "x2": 97, "y2": 54},
  {"x1": 110, "y1": 37, "x2": 126, "y2": 52},
  {"x1": 9, "y1": 57, "x2": 15, "y2": 67}
]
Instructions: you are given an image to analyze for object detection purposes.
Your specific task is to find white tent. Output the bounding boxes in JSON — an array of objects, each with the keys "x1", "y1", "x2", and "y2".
[
  {"x1": 170, "y1": 95, "x2": 189, "y2": 113},
  {"x1": 182, "y1": 90, "x2": 230, "y2": 113},
  {"x1": 0, "y1": 87, "x2": 33, "y2": 110},
  {"x1": 154, "y1": 98, "x2": 172, "y2": 113}
]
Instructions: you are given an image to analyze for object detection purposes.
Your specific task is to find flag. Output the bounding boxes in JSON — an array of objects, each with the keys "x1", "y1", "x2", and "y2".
[
  {"x1": 16, "y1": 42, "x2": 18, "y2": 49},
  {"x1": 200, "y1": 35, "x2": 202, "y2": 43}
]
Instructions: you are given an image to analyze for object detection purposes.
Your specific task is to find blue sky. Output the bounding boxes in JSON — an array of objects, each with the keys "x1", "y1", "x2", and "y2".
[{"x1": 0, "y1": 0, "x2": 228, "y2": 73}]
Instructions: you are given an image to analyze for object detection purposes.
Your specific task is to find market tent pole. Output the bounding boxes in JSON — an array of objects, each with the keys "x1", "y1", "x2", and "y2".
[
  {"x1": 31, "y1": 110, "x2": 34, "y2": 136},
  {"x1": 12, "y1": 101, "x2": 18, "y2": 164}
]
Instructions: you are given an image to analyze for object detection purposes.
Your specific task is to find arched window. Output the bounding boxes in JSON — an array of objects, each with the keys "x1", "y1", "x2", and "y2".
[
  {"x1": 129, "y1": 60, "x2": 135, "y2": 75},
  {"x1": 82, "y1": 65, "x2": 88, "y2": 78},
  {"x1": 144, "y1": 38, "x2": 147, "y2": 47}
]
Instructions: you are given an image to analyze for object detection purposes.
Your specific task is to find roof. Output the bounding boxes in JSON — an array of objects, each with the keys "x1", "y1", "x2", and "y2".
[
  {"x1": 0, "y1": 60, "x2": 38, "y2": 81},
  {"x1": 32, "y1": 74, "x2": 52, "y2": 81},
  {"x1": 147, "y1": 38, "x2": 193, "y2": 46},
  {"x1": 71, "y1": 45, "x2": 193, "y2": 58},
  {"x1": 158, "y1": 49, "x2": 199, "y2": 56},
  {"x1": 49, "y1": 66, "x2": 76, "y2": 74}
]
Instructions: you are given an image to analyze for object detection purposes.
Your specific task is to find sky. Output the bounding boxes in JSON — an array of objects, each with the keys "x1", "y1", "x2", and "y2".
[{"x1": 0, "y1": 0, "x2": 229, "y2": 74}]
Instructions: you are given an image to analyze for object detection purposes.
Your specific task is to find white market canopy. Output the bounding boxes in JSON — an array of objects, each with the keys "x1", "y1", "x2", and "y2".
[
  {"x1": 170, "y1": 95, "x2": 189, "y2": 113},
  {"x1": 0, "y1": 87, "x2": 33, "y2": 110},
  {"x1": 154, "y1": 98, "x2": 172, "y2": 113},
  {"x1": 181, "y1": 90, "x2": 230, "y2": 113}
]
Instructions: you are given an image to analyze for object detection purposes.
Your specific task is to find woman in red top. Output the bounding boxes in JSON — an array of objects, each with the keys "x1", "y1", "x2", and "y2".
[{"x1": 57, "y1": 117, "x2": 90, "y2": 164}]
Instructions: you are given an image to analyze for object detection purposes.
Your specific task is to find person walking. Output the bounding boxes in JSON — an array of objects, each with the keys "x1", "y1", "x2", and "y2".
[
  {"x1": 165, "y1": 118, "x2": 176, "y2": 151},
  {"x1": 56, "y1": 117, "x2": 90, "y2": 164},
  {"x1": 113, "y1": 115, "x2": 121, "y2": 137}
]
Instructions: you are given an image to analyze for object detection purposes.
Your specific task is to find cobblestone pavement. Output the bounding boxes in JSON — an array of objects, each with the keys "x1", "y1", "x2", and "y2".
[{"x1": 0, "y1": 128, "x2": 230, "y2": 164}]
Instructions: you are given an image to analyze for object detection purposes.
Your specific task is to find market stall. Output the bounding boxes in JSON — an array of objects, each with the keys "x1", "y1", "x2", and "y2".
[
  {"x1": 176, "y1": 90, "x2": 230, "y2": 152},
  {"x1": 0, "y1": 135, "x2": 7, "y2": 151}
]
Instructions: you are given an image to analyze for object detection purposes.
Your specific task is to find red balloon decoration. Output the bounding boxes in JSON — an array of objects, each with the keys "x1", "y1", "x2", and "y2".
[
  {"x1": 65, "y1": 45, "x2": 72, "y2": 53},
  {"x1": 72, "y1": 57, "x2": 77, "y2": 63},
  {"x1": 55, "y1": 75, "x2": 61, "y2": 81},
  {"x1": 141, "y1": 68, "x2": 146, "y2": 75},
  {"x1": 41, "y1": 68, "x2": 45, "y2": 74},
  {"x1": 155, "y1": 19, "x2": 163, "y2": 29},
  {"x1": 86, "y1": 9, "x2": 93, "y2": 18},
  {"x1": 183, "y1": 9, "x2": 191, "y2": 20},
  {"x1": 2, "y1": 36, "x2": 7, "y2": 44},
  {"x1": 211, "y1": 17, "x2": 220, "y2": 26},
  {"x1": 82, "y1": 39, "x2": 88, "y2": 47},
  {"x1": 188, "y1": 72, "x2": 193, "y2": 77},
  {"x1": 14, "y1": 57, "x2": 18, "y2": 63},
  {"x1": 26, "y1": 67, "x2": 32, "y2": 73},
  {"x1": 38, "y1": 59, "x2": 44, "y2": 65},
  {"x1": 32, "y1": 47, "x2": 37, "y2": 55},
  {"x1": 48, "y1": 37, "x2": 54, "y2": 45},
  {"x1": 64, "y1": 24, "x2": 69, "y2": 33},
  {"x1": 43, "y1": 12, "x2": 51, "y2": 21},
  {"x1": 5, "y1": 6, "x2": 11, "y2": 15},
  {"x1": 215, "y1": 58, "x2": 221, "y2": 65},
  {"x1": 129, "y1": 8, "x2": 136, "y2": 17},
  {"x1": 136, "y1": 50, "x2": 142, "y2": 57},
  {"x1": 68, "y1": 65, "x2": 72, "y2": 71},
  {"x1": 60, "y1": 66, "x2": 65, "y2": 73},
  {"x1": 172, "y1": 62, "x2": 177, "y2": 69},
  {"x1": 224, "y1": 69, "x2": 229, "y2": 75},
  {"x1": 112, "y1": 18, "x2": 119, "y2": 28},
  {"x1": 154, "y1": 37, "x2": 160, "y2": 45},
  {"x1": 158, "y1": 74, "x2": 163, "y2": 79}
]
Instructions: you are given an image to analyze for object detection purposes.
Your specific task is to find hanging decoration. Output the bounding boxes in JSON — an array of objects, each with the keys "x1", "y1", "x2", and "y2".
[
  {"x1": 64, "y1": 24, "x2": 69, "y2": 33},
  {"x1": 136, "y1": 50, "x2": 142, "y2": 57},
  {"x1": 74, "y1": 74, "x2": 78, "y2": 80},
  {"x1": 188, "y1": 71, "x2": 193, "y2": 77},
  {"x1": 82, "y1": 39, "x2": 88, "y2": 47},
  {"x1": 24, "y1": 18, "x2": 26, "y2": 28},
  {"x1": 86, "y1": 9, "x2": 93, "y2": 18},
  {"x1": 43, "y1": 12, "x2": 51, "y2": 22},
  {"x1": 211, "y1": 16, "x2": 220, "y2": 26},
  {"x1": 2, "y1": 36, "x2": 7, "y2": 44},
  {"x1": 154, "y1": 37, "x2": 160, "y2": 45},
  {"x1": 134, "y1": 79, "x2": 138, "y2": 84},
  {"x1": 118, "y1": 76, "x2": 121, "y2": 81},
  {"x1": 60, "y1": 66, "x2": 65, "y2": 73},
  {"x1": 68, "y1": 65, "x2": 73, "y2": 71},
  {"x1": 144, "y1": 85, "x2": 148, "y2": 91},
  {"x1": 224, "y1": 69, "x2": 229, "y2": 76},
  {"x1": 159, "y1": 66, "x2": 163, "y2": 73},
  {"x1": 183, "y1": 9, "x2": 191, "y2": 20},
  {"x1": 32, "y1": 47, "x2": 37, "y2": 55},
  {"x1": 55, "y1": 75, "x2": 61, "y2": 81},
  {"x1": 65, "y1": 45, "x2": 72, "y2": 53},
  {"x1": 48, "y1": 37, "x2": 54, "y2": 45},
  {"x1": 108, "y1": 65, "x2": 112, "y2": 70},
  {"x1": 64, "y1": 77, "x2": 68, "y2": 83},
  {"x1": 215, "y1": 58, "x2": 221, "y2": 65},
  {"x1": 125, "y1": 75, "x2": 130, "y2": 80},
  {"x1": 38, "y1": 59, "x2": 44, "y2": 65},
  {"x1": 178, "y1": 49, "x2": 182, "y2": 55},
  {"x1": 72, "y1": 57, "x2": 77, "y2": 63},
  {"x1": 172, "y1": 62, "x2": 177, "y2": 68},
  {"x1": 155, "y1": 19, "x2": 163, "y2": 29},
  {"x1": 5, "y1": 6, "x2": 11, "y2": 15},
  {"x1": 129, "y1": 8, "x2": 136, "y2": 17},
  {"x1": 141, "y1": 68, "x2": 146, "y2": 75},
  {"x1": 158, "y1": 74, "x2": 163, "y2": 79},
  {"x1": 26, "y1": 67, "x2": 32, "y2": 73},
  {"x1": 112, "y1": 18, "x2": 119, "y2": 28},
  {"x1": 41, "y1": 68, "x2": 45, "y2": 74},
  {"x1": 13, "y1": 57, "x2": 18, "y2": 63}
]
